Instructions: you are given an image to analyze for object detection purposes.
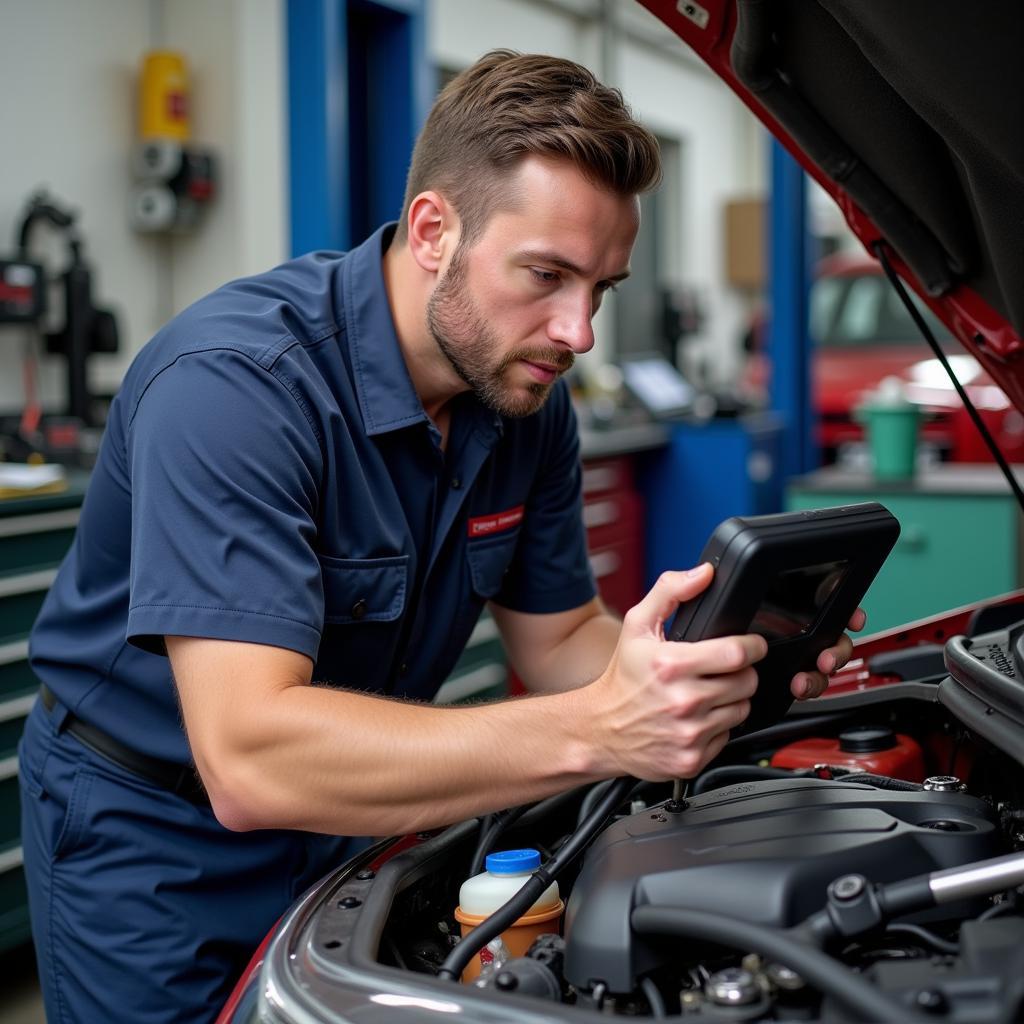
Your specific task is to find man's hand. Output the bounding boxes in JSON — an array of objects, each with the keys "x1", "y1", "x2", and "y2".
[
  {"x1": 579, "y1": 563, "x2": 766, "y2": 781},
  {"x1": 789, "y1": 607, "x2": 867, "y2": 701}
]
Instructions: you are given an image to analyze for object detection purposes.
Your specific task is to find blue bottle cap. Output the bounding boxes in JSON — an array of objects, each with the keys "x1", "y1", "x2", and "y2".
[{"x1": 485, "y1": 848, "x2": 541, "y2": 874}]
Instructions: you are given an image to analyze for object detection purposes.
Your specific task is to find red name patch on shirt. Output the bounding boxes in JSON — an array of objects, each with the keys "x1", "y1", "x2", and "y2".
[{"x1": 467, "y1": 505, "x2": 525, "y2": 538}]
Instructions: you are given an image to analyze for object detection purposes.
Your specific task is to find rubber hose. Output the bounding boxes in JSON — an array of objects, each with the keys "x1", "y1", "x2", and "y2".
[{"x1": 631, "y1": 905, "x2": 930, "y2": 1023}]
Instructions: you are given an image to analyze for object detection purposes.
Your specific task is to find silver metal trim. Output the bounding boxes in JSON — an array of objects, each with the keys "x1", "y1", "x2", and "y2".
[
  {"x1": 0, "y1": 568, "x2": 59, "y2": 598},
  {"x1": 0, "y1": 693, "x2": 35, "y2": 723},
  {"x1": 0, "y1": 845, "x2": 23, "y2": 875},
  {"x1": 0, "y1": 508, "x2": 79, "y2": 538},
  {"x1": 0, "y1": 638, "x2": 30, "y2": 665},
  {"x1": 0, "y1": 754, "x2": 19, "y2": 781}
]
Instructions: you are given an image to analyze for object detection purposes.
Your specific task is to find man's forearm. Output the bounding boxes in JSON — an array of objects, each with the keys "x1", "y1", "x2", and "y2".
[
  {"x1": 204, "y1": 682, "x2": 605, "y2": 836},
  {"x1": 519, "y1": 610, "x2": 622, "y2": 694}
]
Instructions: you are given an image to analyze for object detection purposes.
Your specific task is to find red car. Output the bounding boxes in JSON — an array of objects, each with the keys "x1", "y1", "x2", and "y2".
[{"x1": 746, "y1": 252, "x2": 1024, "y2": 462}]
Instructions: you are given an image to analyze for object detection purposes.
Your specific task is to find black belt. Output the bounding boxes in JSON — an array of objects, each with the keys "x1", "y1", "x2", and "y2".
[{"x1": 40, "y1": 685, "x2": 209, "y2": 806}]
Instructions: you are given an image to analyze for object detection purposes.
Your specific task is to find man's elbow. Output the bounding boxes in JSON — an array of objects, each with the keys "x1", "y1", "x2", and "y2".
[
  {"x1": 207, "y1": 783, "x2": 263, "y2": 832},
  {"x1": 197, "y1": 751, "x2": 282, "y2": 832}
]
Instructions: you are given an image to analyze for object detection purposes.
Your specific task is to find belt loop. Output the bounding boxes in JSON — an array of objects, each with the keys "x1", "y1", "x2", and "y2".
[
  {"x1": 50, "y1": 699, "x2": 72, "y2": 734},
  {"x1": 39, "y1": 684, "x2": 72, "y2": 733}
]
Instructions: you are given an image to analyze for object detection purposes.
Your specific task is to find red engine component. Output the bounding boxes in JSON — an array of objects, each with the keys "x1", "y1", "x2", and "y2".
[{"x1": 771, "y1": 726, "x2": 925, "y2": 782}]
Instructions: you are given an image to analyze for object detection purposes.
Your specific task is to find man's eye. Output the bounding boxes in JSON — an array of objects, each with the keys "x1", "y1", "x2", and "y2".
[
  {"x1": 529, "y1": 268, "x2": 559, "y2": 285},
  {"x1": 596, "y1": 281, "x2": 619, "y2": 294}
]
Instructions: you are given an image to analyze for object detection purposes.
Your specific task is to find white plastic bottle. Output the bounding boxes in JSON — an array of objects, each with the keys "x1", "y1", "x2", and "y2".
[{"x1": 454, "y1": 848, "x2": 564, "y2": 983}]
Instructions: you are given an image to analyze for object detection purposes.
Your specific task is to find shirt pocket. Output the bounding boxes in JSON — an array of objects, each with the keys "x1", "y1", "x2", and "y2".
[
  {"x1": 467, "y1": 529, "x2": 521, "y2": 600},
  {"x1": 318, "y1": 554, "x2": 409, "y2": 624}
]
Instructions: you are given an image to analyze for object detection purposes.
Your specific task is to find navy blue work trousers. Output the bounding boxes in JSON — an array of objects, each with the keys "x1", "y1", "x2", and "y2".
[{"x1": 18, "y1": 697, "x2": 362, "y2": 1023}]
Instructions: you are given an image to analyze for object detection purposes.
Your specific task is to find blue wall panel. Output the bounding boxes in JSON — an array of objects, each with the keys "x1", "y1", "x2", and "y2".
[
  {"x1": 287, "y1": 0, "x2": 350, "y2": 254},
  {"x1": 638, "y1": 414, "x2": 783, "y2": 585},
  {"x1": 287, "y1": 0, "x2": 430, "y2": 254}
]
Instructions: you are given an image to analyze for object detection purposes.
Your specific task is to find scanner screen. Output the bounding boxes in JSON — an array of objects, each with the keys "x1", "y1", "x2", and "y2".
[{"x1": 752, "y1": 559, "x2": 851, "y2": 642}]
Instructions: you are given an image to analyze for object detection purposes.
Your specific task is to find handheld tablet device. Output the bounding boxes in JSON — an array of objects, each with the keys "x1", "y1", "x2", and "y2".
[{"x1": 667, "y1": 502, "x2": 900, "y2": 735}]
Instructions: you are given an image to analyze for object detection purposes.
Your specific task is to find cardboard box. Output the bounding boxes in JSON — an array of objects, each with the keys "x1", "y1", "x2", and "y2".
[{"x1": 724, "y1": 197, "x2": 765, "y2": 290}]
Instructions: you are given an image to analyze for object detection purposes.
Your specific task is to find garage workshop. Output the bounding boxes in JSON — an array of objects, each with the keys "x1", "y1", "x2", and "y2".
[{"x1": 2, "y1": 1, "x2": 1024, "y2": 1022}]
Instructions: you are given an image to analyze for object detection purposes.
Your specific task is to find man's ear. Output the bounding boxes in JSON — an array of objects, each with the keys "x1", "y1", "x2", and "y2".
[{"x1": 406, "y1": 191, "x2": 459, "y2": 274}]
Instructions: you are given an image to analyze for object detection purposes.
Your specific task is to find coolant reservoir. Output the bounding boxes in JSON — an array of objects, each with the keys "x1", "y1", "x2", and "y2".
[
  {"x1": 770, "y1": 726, "x2": 925, "y2": 781},
  {"x1": 454, "y1": 848, "x2": 563, "y2": 983}
]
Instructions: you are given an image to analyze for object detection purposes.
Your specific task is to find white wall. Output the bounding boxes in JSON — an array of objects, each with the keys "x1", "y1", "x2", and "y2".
[
  {"x1": 163, "y1": 0, "x2": 289, "y2": 311},
  {"x1": 1, "y1": 0, "x2": 157, "y2": 411},
  {"x1": 0, "y1": 0, "x2": 288, "y2": 415}
]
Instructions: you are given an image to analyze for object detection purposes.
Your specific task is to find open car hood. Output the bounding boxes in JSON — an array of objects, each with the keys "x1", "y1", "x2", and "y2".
[{"x1": 639, "y1": 0, "x2": 1024, "y2": 413}]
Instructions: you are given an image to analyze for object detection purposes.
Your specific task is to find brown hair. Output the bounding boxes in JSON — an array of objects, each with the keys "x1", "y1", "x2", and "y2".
[{"x1": 396, "y1": 50, "x2": 662, "y2": 244}]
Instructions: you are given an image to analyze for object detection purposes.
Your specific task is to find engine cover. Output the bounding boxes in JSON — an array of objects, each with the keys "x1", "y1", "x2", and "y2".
[{"x1": 563, "y1": 778, "x2": 1000, "y2": 993}]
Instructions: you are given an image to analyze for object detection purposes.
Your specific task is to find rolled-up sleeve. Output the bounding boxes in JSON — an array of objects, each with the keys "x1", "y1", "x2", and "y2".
[{"x1": 125, "y1": 348, "x2": 326, "y2": 658}]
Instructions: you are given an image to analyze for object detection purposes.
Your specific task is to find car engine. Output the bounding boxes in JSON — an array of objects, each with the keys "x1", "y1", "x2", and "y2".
[
  {"x1": 258, "y1": 602, "x2": 1024, "y2": 1023},
  {"x1": 564, "y1": 776, "x2": 1001, "y2": 994}
]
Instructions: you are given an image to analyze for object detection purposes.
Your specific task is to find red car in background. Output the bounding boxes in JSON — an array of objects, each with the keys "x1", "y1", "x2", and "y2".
[{"x1": 745, "y1": 252, "x2": 1024, "y2": 463}]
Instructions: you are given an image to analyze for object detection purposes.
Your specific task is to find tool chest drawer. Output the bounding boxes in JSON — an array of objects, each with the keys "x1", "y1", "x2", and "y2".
[
  {"x1": 0, "y1": 475, "x2": 87, "y2": 953},
  {"x1": 582, "y1": 456, "x2": 645, "y2": 615}
]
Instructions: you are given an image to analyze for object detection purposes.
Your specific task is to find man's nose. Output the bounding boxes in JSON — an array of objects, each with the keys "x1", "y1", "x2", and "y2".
[{"x1": 548, "y1": 294, "x2": 596, "y2": 354}]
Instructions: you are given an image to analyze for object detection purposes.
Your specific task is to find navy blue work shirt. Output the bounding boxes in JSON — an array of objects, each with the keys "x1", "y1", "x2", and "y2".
[{"x1": 30, "y1": 224, "x2": 597, "y2": 764}]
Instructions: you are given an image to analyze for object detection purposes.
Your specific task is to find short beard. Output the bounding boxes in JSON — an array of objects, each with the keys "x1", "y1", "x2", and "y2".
[{"x1": 426, "y1": 243, "x2": 573, "y2": 418}]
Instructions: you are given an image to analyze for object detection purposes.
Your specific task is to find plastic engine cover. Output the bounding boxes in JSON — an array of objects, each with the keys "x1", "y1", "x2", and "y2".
[{"x1": 563, "y1": 778, "x2": 1000, "y2": 994}]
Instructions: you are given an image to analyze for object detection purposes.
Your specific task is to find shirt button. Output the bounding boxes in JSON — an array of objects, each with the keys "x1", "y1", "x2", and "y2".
[
  {"x1": 400, "y1": 662, "x2": 408, "y2": 676},
  {"x1": 451, "y1": 477, "x2": 462, "y2": 490},
  {"x1": 351, "y1": 599, "x2": 368, "y2": 620}
]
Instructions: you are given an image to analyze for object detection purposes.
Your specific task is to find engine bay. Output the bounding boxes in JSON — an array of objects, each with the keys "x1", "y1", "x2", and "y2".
[{"x1": 266, "y1": 600, "x2": 1024, "y2": 1023}]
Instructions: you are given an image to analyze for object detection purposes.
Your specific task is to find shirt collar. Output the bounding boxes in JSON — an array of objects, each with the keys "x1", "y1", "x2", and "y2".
[
  {"x1": 343, "y1": 222, "x2": 504, "y2": 443},
  {"x1": 344, "y1": 223, "x2": 427, "y2": 436}
]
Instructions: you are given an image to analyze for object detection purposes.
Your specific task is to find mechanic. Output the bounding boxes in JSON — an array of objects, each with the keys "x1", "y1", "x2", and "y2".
[{"x1": 19, "y1": 50, "x2": 862, "y2": 1023}]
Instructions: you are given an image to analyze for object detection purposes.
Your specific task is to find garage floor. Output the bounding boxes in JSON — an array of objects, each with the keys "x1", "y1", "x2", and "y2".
[{"x1": 2, "y1": 945, "x2": 45, "y2": 1023}]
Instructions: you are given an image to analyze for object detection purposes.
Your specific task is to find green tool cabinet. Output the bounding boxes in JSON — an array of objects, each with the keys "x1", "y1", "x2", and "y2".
[
  {"x1": 0, "y1": 475, "x2": 88, "y2": 952},
  {"x1": 786, "y1": 465, "x2": 1023, "y2": 633}
]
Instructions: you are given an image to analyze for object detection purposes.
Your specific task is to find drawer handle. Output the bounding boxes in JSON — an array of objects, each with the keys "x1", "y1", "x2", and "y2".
[
  {"x1": 0, "y1": 692, "x2": 36, "y2": 723},
  {"x1": 583, "y1": 501, "x2": 620, "y2": 528},
  {"x1": 0, "y1": 845, "x2": 24, "y2": 875},
  {"x1": 0, "y1": 568, "x2": 59, "y2": 598},
  {"x1": 0, "y1": 508, "x2": 79, "y2": 538},
  {"x1": 590, "y1": 550, "x2": 622, "y2": 579},
  {"x1": 582, "y1": 467, "x2": 618, "y2": 494},
  {"x1": 896, "y1": 526, "x2": 928, "y2": 553}
]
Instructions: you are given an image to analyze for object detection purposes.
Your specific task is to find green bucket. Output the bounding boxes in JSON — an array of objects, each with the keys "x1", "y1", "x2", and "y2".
[{"x1": 856, "y1": 403, "x2": 922, "y2": 479}]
